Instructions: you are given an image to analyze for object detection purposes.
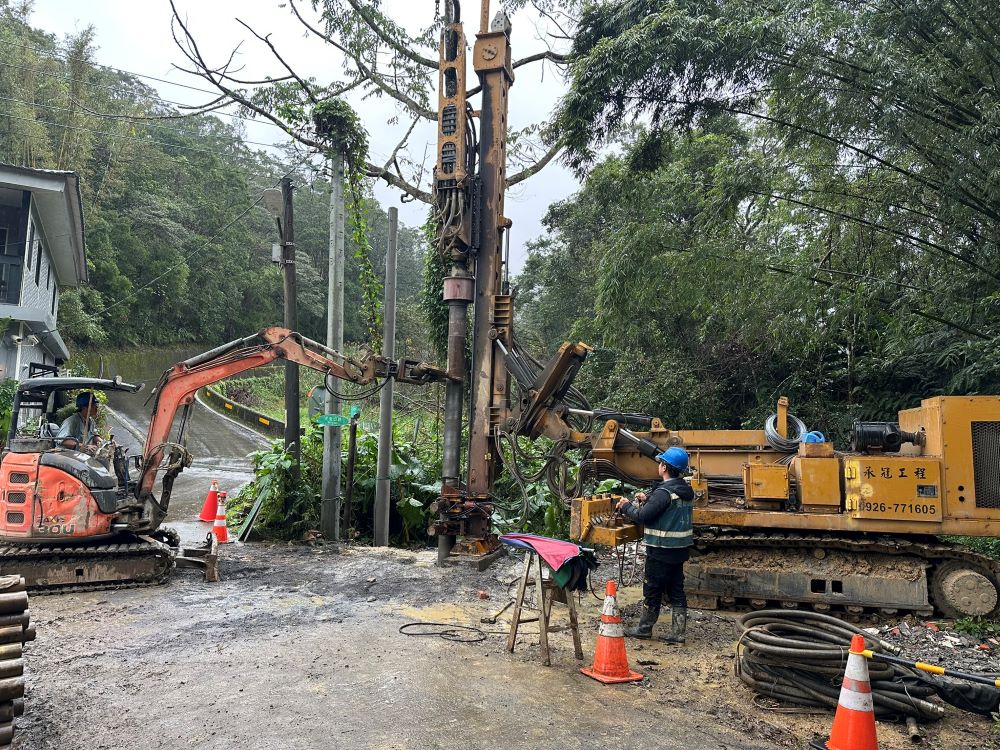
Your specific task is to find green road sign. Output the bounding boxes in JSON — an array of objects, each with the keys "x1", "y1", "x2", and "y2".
[{"x1": 315, "y1": 414, "x2": 350, "y2": 426}]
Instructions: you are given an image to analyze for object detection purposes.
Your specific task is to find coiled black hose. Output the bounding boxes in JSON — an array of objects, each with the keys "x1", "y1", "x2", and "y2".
[{"x1": 736, "y1": 610, "x2": 946, "y2": 722}]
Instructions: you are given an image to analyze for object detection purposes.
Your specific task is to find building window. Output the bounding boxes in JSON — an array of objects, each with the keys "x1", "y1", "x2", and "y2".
[
  {"x1": 24, "y1": 221, "x2": 32, "y2": 269},
  {"x1": 0, "y1": 228, "x2": 10, "y2": 303},
  {"x1": 45, "y1": 257, "x2": 50, "y2": 288},
  {"x1": 34, "y1": 243, "x2": 41, "y2": 286},
  {"x1": 51, "y1": 283, "x2": 57, "y2": 315}
]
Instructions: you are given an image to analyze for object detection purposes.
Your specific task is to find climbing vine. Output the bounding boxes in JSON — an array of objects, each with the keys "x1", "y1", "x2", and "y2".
[
  {"x1": 313, "y1": 99, "x2": 383, "y2": 349},
  {"x1": 419, "y1": 211, "x2": 449, "y2": 358}
]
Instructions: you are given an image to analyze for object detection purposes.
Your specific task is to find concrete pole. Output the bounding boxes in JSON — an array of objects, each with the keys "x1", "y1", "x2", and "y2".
[
  {"x1": 321, "y1": 154, "x2": 345, "y2": 541},
  {"x1": 280, "y1": 177, "x2": 300, "y2": 477},
  {"x1": 373, "y1": 207, "x2": 398, "y2": 547}
]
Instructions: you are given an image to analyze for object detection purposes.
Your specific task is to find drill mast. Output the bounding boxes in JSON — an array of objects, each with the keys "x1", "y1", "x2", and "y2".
[{"x1": 433, "y1": 0, "x2": 514, "y2": 562}]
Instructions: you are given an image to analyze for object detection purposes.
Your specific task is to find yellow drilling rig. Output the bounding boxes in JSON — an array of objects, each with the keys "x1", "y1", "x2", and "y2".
[{"x1": 429, "y1": 1, "x2": 1000, "y2": 619}]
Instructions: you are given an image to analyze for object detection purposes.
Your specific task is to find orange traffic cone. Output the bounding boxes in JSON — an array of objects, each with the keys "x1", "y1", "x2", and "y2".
[
  {"x1": 580, "y1": 580, "x2": 643, "y2": 684},
  {"x1": 813, "y1": 634, "x2": 879, "y2": 750},
  {"x1": 198, "y1": 480, "x2": 220, "y2": 522},
  {"x1": 212, "y1": 491, "x2": 230, "y2": 544}
]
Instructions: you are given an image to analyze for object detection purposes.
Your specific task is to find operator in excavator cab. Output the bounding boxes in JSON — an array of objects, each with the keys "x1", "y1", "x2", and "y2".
[
  {"x1": 616, "y1": 446, "x2": 694, "y2": 644},
  {"x1": 56, "y1": 391, "x2": 102, "y2": 453}
]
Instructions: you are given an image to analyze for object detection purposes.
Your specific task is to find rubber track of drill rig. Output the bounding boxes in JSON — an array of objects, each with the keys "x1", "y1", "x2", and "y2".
[
  {"x1": 693, "y1": 527, "x2": 1000, "y2": 617},
  {"x1": 0, "y1": 539, "x2": 173, "y2": 595}
]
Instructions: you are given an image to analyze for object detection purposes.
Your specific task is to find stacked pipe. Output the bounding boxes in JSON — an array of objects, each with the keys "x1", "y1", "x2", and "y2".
[
  {"x1": 736, "y1": 610, "x2": 945, "y2": 723},
  {"x1": 0, "y1": 576, "x2": 33, "y2": 749}
]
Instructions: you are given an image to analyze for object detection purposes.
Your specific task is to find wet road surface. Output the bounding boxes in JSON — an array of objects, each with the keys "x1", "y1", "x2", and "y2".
[
  {"x1": 16, "y1": 547, "x2": 808, "y2": 750},
  {"x1": 93, "y1": 347, "x2": 268, "y2": 543}
]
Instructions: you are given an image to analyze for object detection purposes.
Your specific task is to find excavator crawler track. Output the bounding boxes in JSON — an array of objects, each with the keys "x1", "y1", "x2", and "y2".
[
  {"x1": 689, "y1": 528, "x2": 1000, "y2": 619},
  {"x1": 0, "y1": 539, "x2": 173, "y2": 595}
]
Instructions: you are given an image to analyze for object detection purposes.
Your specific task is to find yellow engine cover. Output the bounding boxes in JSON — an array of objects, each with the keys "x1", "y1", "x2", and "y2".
[
  {"x1": 742, "y1": 463, "x2": 789, "y2": 500},
  {"x1": 844, "y1": 457, "x2": 942, "y2": 522}
]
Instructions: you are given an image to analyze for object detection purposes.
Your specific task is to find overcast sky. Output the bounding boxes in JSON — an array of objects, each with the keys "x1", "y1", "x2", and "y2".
[{"x1": 28, "y1": 0, "x2": 579, "y2": 273}]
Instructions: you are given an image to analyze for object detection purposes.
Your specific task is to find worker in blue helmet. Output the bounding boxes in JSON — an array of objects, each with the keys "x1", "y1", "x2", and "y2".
[{"x1": 615, "y1": 446, "x2": 694, "y2": 644}]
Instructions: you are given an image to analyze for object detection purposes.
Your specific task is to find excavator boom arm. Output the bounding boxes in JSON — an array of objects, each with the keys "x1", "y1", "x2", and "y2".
[{"x1": 138, "y1": 327, "x2": 446, "y2": 501}]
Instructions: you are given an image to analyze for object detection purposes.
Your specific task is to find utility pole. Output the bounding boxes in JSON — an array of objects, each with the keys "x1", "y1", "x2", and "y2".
[
  {"x1": 373, "y1": 207, "x2": 398, "y2": 547},
  {"x1": 321, "y1": 155, "x2": 345, "y2": 541},
  {"x1": 281, "y1": 177, "x2": 300, "y2": 474}
]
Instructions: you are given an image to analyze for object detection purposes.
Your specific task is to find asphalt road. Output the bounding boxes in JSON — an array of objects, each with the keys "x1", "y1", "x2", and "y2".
[{"x1": 103, "y1": 385, "x2": 266, "y2": 544}]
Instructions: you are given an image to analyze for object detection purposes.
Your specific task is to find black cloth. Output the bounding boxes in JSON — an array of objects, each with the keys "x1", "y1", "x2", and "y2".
[
  {"x1": 559, "y1": 549, "x2": 599, "y2": 592},
  {"x1": 912, "y1": 673, "x2": 1000, "y2": 716},
  {"x1": 643, "y1": 548, "x2": 687, "y2": 608}
]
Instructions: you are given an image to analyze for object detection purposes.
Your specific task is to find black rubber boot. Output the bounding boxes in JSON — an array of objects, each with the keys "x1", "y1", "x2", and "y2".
[
  {"x1": 661, "y1": 607, "x2": 687, "y2": 644},
  {"x1": 624, "y1": 605, "x2": 659, "y2": 639}
]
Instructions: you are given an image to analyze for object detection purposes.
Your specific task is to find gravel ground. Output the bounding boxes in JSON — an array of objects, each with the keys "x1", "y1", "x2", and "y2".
[
  {"x1": 866, "y1": 618, "x2": 1000, "y2": 674},
  {"x1": 10, "y1": 541, "x2": 999, "y2": 750}
]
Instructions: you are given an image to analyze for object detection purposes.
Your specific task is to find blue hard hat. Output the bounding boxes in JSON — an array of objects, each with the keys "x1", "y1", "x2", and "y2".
[
  {"x1": 656, "y1": 446, "x2": 689, "y2": 471},
  {"x1": 803, "y1": 431, "x2": 826, "y2": 444},
  {"x1": 76, "y1": 391, "x2": 97, "y2": 409}
]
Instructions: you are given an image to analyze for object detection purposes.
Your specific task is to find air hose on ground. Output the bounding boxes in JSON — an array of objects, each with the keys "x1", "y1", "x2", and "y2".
[{"x1": 736, "y1": 610, "x2": 948, "y2": 722}]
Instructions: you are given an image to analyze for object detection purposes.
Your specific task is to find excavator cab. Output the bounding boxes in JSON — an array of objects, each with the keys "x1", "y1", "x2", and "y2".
[{"x1": 1, "y1": 376, "x2": 144, "y2": 543}]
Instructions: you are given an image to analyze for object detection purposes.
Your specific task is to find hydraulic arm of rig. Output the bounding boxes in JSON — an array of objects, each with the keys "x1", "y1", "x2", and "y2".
[{"x1": 497, "y1": 340, "x2": 1000, "y2": 620}]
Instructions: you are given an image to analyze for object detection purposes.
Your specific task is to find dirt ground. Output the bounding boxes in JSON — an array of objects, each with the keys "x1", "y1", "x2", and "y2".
[{"x1": 11, "y1": 541, "x2": 999, "y2": 750}]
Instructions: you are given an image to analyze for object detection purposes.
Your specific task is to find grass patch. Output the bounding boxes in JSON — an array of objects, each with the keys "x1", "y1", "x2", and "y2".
[
  {"x1": 941, "y1": 535, "x2": 1000, "y2": 560},
  {"x1": 955, "y1": 616, "x2": 1000, "y2": 638}
]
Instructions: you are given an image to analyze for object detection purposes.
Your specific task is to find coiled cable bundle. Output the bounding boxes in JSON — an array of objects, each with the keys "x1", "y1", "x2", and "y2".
[
  {"x1": 764, "y1": 414, "x2": 808, "y2": 452},
  {"x1": 736, "y1": 610, "x2": 945, "y2": 722}
]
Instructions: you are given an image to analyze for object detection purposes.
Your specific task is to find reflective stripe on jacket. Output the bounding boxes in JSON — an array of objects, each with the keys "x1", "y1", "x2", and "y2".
[{"x1": 642, "y1": 478, "x2": 694, "y2": 549}]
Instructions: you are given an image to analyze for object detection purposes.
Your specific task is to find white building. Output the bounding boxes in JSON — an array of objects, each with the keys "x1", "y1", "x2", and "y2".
[{"x1": 0, "y1": 165, "x2": 86, "y2": 378}]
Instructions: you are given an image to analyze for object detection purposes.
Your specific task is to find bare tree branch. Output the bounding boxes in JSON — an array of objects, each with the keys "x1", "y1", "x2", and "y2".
[
  {"x1": 317, "y1": 76, "x2": 369, "y2": 101},
  {"x1": 213, "y1": 73, "x2": 296, "y2": 86},
  {"x1": 288, "y1": 0, "x2": 435, "y2": 120},
  {"x1": 466, "y1": 50, "x2": 567, "y2": 97},
  {"x1": 235, "y1": 18, "x2": 319, "y2": 104},
  {"x1": 508, "y1": 141, "x2": 560, "y2": 187},
  {"x1": 515, "y1": 50, "x2": 568, "y2": 67},
  {"x1": 170, "y1": 1, "x2": 321, "y2": 149},
  {"x1": 531, "y1": 0, "x2": 572, "y2": 40},
  {"x1": 383, "y1": 115, "x2": 421, "y2": 171},
  {"x1": 365, "y1": 161, "x2": 432, "y2": 203},
  {"x1": 342, "y1": 0, "x2": 437, "y2": 69}
]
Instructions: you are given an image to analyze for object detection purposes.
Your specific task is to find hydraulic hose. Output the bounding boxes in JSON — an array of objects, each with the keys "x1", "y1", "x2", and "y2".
[{"x1": 736, "y1": 610, "x2": 946, "y2": 723}]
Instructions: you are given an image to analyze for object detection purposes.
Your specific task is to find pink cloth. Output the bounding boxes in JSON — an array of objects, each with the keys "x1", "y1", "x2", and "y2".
[{"x1": 499, "y1": 533, "x2": 581, "y2": 571}]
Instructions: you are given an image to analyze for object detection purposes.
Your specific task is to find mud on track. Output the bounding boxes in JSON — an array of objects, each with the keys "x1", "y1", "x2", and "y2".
[{"x1": 13, "y1": 544, "x2": 998, "y2": 750}]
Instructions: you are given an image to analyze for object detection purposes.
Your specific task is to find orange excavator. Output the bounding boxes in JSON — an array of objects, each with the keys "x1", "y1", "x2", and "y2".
[{"x1": 0, "y1": 327, "x2": 446, "y2": 591}]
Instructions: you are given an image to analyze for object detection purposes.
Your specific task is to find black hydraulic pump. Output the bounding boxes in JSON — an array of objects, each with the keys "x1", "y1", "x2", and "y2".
[{"x1": 851, "y1": 421, "x2": 923, "y2": 453}]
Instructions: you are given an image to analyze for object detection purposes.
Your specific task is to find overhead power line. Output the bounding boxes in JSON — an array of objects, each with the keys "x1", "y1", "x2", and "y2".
[
  {"x1": 6, "y1": 38, "x2": 223, "y2": 96},
  {"x1": 0, "y1": 58, "x2": 284, "y2": 131},
  {"x1": 42, "y1": 155, "x2": 313, "y2": 337},
  {"x1": 0, "y1": 94, "x2": 285, "y2": 152},
  {"x1": 2, "y1": 112, "x2": 282, "y2": 158}
]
